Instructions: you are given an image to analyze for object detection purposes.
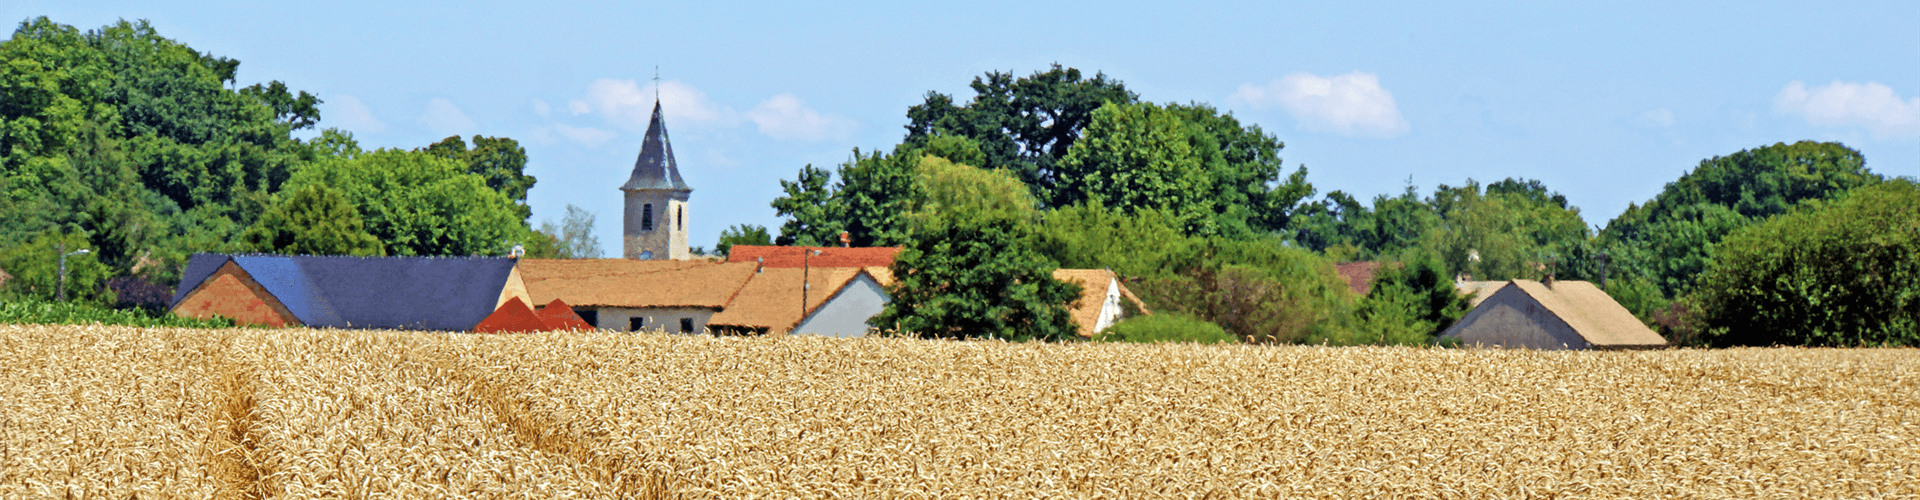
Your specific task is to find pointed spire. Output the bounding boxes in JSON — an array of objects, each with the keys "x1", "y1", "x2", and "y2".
[{"x1": 621, "y1": 101, "x2": 690, "y2": 192}]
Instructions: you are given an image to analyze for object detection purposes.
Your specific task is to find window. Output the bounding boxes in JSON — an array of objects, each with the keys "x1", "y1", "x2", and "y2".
[
  {"x1": 577, "y1": 310, "x2": 598, "y2": 328},
  {"x1": 641, "y1": 204, "x2": 654, "y2": 231},
  {"x1": 677, "y1": 206, "x2": 684, "y2": 231},
  {"x1": 629, "y1": 317, "x2": 645, "y2": 332},
  {"x1": 680, "y1": 317, "x2": 694, "y2": 334}
]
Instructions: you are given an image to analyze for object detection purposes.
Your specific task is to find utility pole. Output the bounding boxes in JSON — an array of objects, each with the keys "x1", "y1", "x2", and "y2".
[
  {"x1": 801, "y1": 248, "x2": 822, "y2": 321},
  {"x1": 56, "y1": 244, "x2": 89, "y2": 302}
]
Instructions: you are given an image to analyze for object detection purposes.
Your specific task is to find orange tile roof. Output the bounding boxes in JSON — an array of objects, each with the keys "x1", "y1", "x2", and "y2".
[
  {"x1": 708, "y1": 267, "x2": 872, "y2": 333},
  {"x1": 515, "y1": 259, "x2": 758, "y2": 309},
  {"x1": 726, "y1": 246, "x2": 901, "y2": 268}
]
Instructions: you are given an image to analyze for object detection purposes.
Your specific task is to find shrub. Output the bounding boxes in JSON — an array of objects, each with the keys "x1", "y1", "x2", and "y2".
[
  {"x1": 0, "y1": 297, "x2": 235, "y2": 328},
  {"x1": 1693, "y1": 179, "x2": 1920, "y2": 346},
  {"x1": 1095, "y1": 314, "x2": 1236, "y2": 344}
]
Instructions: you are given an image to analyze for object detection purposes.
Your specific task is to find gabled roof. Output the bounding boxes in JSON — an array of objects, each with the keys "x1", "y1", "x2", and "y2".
[
  {"x1": 1053, "y1": 269, "x2": 1117, "y2": 338},
  {"x1": 619, "y1": 101, "x2": 690, "y2": 192},
  {"x1": 1452, "y1": 280, "x2": 1667, "y2": 348},
  {"x1": 171, "y1": 253, "x2": 518, "y2": 331},
  {"x1": 1456, "y1": 280, "x2": 1508, "y2": 307},
  {"x1": 515, "y1": 259, "x2": 757, "y2": 309},
  {"x1": 708, "y1": 267, "x2": 870, "y2": 332},
  {"x1": 726, "y1": 246, "x2": 902, "y2": 268}
]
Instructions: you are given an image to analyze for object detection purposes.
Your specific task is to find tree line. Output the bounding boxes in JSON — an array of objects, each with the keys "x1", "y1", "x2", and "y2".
[
  {"x1": 751, "y1": 65, "x2": 1916, "y2": 347},
  {"x1": 0, "y1": 18, "x2": 599, "y2": 311}
]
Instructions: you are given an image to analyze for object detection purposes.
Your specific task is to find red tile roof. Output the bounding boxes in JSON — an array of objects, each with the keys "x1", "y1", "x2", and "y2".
[
  {"x1": 726, "y1": 246, "x2": 901, "y2": 268},
  {"x1": 1335, "y1": 261, "x2": 1384, "y2": 296}
]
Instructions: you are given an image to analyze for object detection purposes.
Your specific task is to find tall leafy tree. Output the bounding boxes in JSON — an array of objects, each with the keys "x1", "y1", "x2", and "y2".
[
  {"x1": 871, "y1": 159, "x2": 1080, "y2": 340},
  {"x1": 532, "y1": 204, "x2": 603, "y2": 259},
  {"x1": 903, "y1": 64, "x2": 1137, "y2": 205},
  {"x1": 286, "y1": 149, "x2": 524, "y2": 256},
  {"x1": 1056, "y1": 101, "x2": 1218, "y2": 235},
  {"x1": 422, "y1": 134, "x2": 536, "y2": 219},
  {"x1": 1601, "y1": 141, "x2": 1883, "y2": 298},
  {"x1": 714, "y1": 224, "x2": 772, "y2": 257},
  {"x1": 239, "y1": 183, "x2": 383, "y2": 256},
  {"x1": 770, "y1": 164, "x2": 840, "y2": 246}
]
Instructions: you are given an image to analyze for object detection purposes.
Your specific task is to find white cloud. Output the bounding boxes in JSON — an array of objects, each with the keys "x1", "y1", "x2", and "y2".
[
  {"x1": 1775, "y1": 80, "x2": 1920, "y2": 138},
  {"x1": 552, "y1": 123, "x2": 616, "y2": 146},
  {"x1": 1635, "y1": 108, "x2": 1676, "y2": 128},
  {"x1": 326, "y1": 94, "x2": 386, "y2": 133},
  {"x1": 568, "y1": 100, "x2": 591, "y2": 115},
  {"x1": 745, "y1": 94, "x2": 856, "y2": 141},
  {"x1": 420, "y1": 98, "x2": 476, "y2": 135},
  {"x1": 532, "y1": 99, "x2": 552, "y2": 118},
  {"x1": 1231, "y1": 71, "x2": 1409, "y2": 137},
  {"x1": 583, "y1": 78, "x2": 729, "y2": 130}
]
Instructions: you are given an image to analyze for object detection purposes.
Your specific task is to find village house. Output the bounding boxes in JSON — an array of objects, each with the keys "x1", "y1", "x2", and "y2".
[{"x1": 1442, "y1": 279, "x2": 1667, "y2": 350}]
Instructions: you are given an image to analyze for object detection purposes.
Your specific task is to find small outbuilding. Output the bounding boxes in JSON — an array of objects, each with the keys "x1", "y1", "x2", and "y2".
[{"x1": 1440, "y1": 279, "x2": 1667, "y2": 350}]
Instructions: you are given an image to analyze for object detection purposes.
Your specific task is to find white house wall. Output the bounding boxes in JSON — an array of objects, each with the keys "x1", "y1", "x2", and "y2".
[
  {"x1": 793, "y1": 274, "x2": 889, "y2": 338},
  {"x1": 1093, "y1": 277, "x2": 1123, "y2": 334},
  {"x1": 589, "y1": 306, "x2": 716, "y2": 335}
]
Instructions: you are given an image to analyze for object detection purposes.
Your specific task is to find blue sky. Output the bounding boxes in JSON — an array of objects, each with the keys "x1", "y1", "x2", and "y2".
[{"x1": 11, "y1": 1, "x2": 1917, "y2": 253}]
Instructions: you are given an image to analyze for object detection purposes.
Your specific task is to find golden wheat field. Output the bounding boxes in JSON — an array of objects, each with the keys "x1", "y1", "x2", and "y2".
[{"x1": 2, "y1": 324, "x2": 1916, "y2": 499}]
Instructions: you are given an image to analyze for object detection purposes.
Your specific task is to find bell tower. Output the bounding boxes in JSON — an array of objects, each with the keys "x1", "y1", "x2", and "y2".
[{"x1": 622, "y1": 101, "x2": 692, "y2": 260}]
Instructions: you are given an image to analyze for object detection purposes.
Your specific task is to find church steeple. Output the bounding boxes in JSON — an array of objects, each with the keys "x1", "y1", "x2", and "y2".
[
  {"x1": 621, "y1": 102, "x2": 691, "y2": 192},
  {"x1": 622, "y1": 100, "x2": 693, "y2": 260}
]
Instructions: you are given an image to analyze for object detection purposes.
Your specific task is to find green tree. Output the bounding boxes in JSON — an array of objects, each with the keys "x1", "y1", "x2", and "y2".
[
  {"x1": 0, "y1": 231, "x2": 112, "y2": 304},
  {"x1": 1693, "y1": 180, "x2": 1920, "y2": 347},
  {"x1": 1425, "y1": 179, "x2": 1590, "y2": 280},
  {"x1": 286, "y1": 149, "x2": 524, "y2": 256},
  {"x1": 714, "y1": 224, "x2": 772, "y2": 257},
  {"x1": 871, "y1": 161, "x2": 1080, "y2": 340},
  {"x1": 1144, "y1": 238, "x2": 1356, "y2": 344},
  {"x1": 531, "y1": 204, "x2": 602, "y2": 259},
  {"x1": 770, "y1": 164, "x2": 841, "y2": 246},
  {"x1": 1035, "y1": 200, "x2": 1193, "y2": 279},
  {"x1": 238, "y1": 183, "x2": 383, "y2": 256},
  {"x1": 1056, "y1": 102, "x2": 1218, "y2": 235},
  {"x1": 903, "y1": 64, "x2": 1137, "y2": 205},
  {"x1": 1339, "y1": 250, "x2": 1472, "y2": 345},
  {"x1": 1601, "y1": 141, "x2": 1883, "y2": 298},
  {"x1": 422, "y1": 135, "x2": 536, "y2": 210}
]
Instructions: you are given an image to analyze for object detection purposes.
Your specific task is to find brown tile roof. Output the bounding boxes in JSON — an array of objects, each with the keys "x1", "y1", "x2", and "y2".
[
  {"x1": 726, "y1": 246, "x2": 901, "y2": 268},
  {"x1": 708, "y1": 267, "x2": 871, "y2": 332},
  {"x1": 515, "y1": 259, "x2": 759, "y2": 309},
  {"x1": 1505, "y1": 280, "x2": 1667, "y2": 347},
  {"x1": 1053, "y1": 269, "x2": 1116, "y2": 337},
  {"x1": 1455, "y1": 280, "x2": 1668, "y2": 348},
  {"x1": 1335, "y1": 261, "x2": 1383, "y2": 295}
]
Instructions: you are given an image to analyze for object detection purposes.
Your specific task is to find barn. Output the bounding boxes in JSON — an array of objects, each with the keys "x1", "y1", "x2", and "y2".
[
  {"x1": 1440, "y1": 279, "x2": 1667, "y2": 350},
  {"x1": 168, "y1": 253, "x2": 527, "y2": 330}
]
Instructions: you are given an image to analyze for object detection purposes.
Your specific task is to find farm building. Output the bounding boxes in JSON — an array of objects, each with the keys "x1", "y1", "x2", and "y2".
[
  {"x1": 512, "y1": 259, "x2": 759, "y2": 334},
  {"x1": 1440, "y1": 279, "x2": 1667, "y2": 350},
  {"x1": 1335, "y1": 261, "x2": 1384, "y2": 295},
  {"x1": 168, "y1": 253, "x2": 528, "y2": 330}
]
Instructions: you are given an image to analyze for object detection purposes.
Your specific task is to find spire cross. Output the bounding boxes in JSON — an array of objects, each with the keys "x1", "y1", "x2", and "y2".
[{"x1": 653, "y1": 66, "x2": 661, "y2": 101}]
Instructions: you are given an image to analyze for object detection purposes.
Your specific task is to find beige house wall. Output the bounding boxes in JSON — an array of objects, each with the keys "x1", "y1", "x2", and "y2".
[{"x1": 495, "y1": 265, "x2": 530, "y2": 310}]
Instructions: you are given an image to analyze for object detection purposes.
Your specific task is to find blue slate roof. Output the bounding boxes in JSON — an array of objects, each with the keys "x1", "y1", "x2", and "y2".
[
  {"x1": 170, "y1": 253, "x2": 517, "y2": 331},
  {"x1": 618, "y1": 101, "x2": 692, "y2": 192}
]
